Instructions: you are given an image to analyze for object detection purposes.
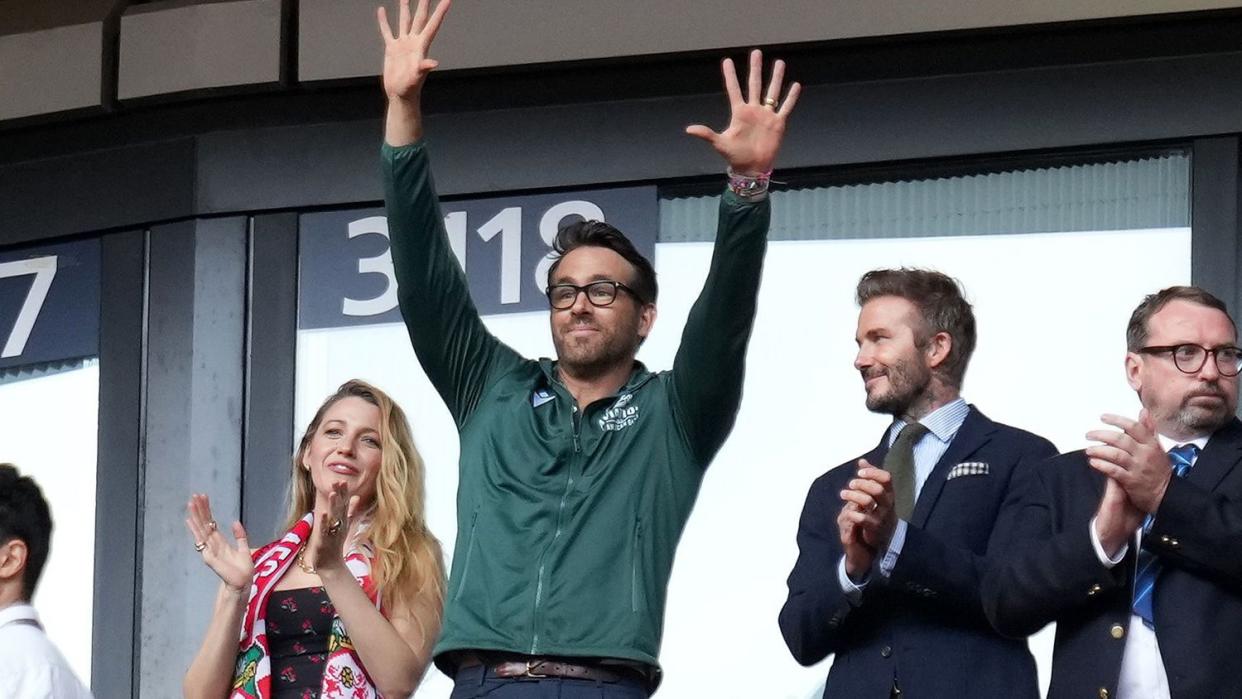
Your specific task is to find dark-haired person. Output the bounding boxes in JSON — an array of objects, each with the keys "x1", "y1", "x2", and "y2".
[
  {"x1": 0, "y1": 463, "x2": 93, "y2": 698},
  {"x1": 984, "y1": 286, "x2": 1242, "y2": 699},
  {"x1": 779, "y1": 269, "x2": 1056, "y2": 699},
  {"x1": 377, "y1": 0, "x2": 799, "y2": 696}
]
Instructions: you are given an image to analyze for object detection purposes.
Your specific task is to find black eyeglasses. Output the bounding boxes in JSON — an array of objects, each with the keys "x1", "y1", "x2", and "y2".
[
  {"x1": 545, "y1": 281, "x2": 643, "y2": 309},
  {"x1": 1138, "y1": 344, "x2": 1242, "y2": 377}
]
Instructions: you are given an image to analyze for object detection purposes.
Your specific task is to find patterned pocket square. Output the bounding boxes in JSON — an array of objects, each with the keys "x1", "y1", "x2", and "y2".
[{"x1": 947, "y1": 462, "x2": 989, "y2": 480}]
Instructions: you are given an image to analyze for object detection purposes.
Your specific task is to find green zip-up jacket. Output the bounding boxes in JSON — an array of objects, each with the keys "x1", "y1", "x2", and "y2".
[{"x1": 382, "y1": 141, "x2": 770, "y2": 683}]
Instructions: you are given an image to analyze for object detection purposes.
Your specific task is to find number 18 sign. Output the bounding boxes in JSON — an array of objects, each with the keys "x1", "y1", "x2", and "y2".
[{"x1": 298, "y1": 186, "x2": 656, "y2": 330}]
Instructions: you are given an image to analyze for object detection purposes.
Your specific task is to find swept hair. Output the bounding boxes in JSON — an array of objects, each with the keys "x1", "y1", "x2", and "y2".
[
  {"x1": 285, "y1": 380, "x2": 445, "y2": 625},
  {"x1": 546, "y1": 220, "x2": 658, "y2": 304},
  {"x1": 856, "y1": 268, "x2": 977, "y2": 389}
]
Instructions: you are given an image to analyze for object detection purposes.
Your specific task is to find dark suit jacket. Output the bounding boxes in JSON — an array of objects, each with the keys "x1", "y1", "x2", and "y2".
[
  {"x1": 983, "y1": 418, "x2": 1242, "y2": 699},
  {"x1": 779, "y1": 406, "x2": 1055, "y2": 699}
]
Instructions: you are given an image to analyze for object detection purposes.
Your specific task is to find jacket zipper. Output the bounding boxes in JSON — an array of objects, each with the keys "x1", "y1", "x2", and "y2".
[
  {"x1": 531, "y1": 403, "x2": 583, "y2": 654},
  {"x1": 453, "y1": 509, "x2": 479, "y2": 602},
  {"x1": 632, "y1": 517, "x2": 643, "y2": 612}
]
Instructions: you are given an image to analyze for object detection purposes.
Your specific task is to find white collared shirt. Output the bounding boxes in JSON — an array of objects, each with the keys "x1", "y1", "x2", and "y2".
[
  {"x1": 0, "y1": 603, "x2": 94, "y2": 699},
  {"x1": 837, "y1": 398, "x2": 971, "y2": 599},
  {"x1": 1088, "y1": 433, "x2": 1208, "y2": 699}
]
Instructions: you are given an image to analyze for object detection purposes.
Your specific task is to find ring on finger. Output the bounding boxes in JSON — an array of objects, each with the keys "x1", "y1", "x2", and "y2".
[
  {"x1": 763, "y1": 97, "x2": 778, "y2": 110},
  {"x1": 207, "y1": 520, "x2": 217, "y2": 531},
  {"x1": 194, "y1": 541, "x2": 207, "y2": 552},
  {"x1": 328, "y1": 518, "x2": 343, "y2": 535}
]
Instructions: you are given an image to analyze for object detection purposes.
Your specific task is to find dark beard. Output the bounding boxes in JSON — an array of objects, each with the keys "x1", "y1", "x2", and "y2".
[
  {"x1": 554, "y1": 330, "x2": 640, "y2": 381},
  {"x1": 863, "y1": 357, "x2": 932, "y2": 417}
]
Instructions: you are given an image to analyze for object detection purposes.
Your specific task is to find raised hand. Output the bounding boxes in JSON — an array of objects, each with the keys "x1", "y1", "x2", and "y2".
[
  {"x1": 301, "y1": 482, "x2": 361, "y2": 576},
  {"x1": 377, "y1": 0, "x2": 452, "y2": 102},
  {"x1": 185, "y1": 494, "x2": 253, "y2": 593},
  {"x1": 686, "y1": 49, "x2": 801, "y2": 175}
]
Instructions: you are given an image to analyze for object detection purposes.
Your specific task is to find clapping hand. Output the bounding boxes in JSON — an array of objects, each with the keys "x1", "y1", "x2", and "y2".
[
  {"x1": 300, "y1": 482, "x2": 362, "y2": 576},
  {"x1": 185, "y1": 494, "x2": 253, "y2": 594}
]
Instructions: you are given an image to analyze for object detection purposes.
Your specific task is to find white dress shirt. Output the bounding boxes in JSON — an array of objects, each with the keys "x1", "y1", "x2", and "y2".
[
  {"x1": 0, "y1": 603, "x2": 93, "y2": 699},
  {"x1": 837, "y1": 398, "x2": 972, "y2": 600},
  {"x1": 1088, "y1": 434, "x2": 1208, "y2": 699}
]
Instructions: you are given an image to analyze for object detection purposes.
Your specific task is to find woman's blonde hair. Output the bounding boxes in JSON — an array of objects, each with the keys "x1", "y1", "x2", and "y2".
[{"x1": 284, "y1": 379, "x2": 445, "y2": 617}]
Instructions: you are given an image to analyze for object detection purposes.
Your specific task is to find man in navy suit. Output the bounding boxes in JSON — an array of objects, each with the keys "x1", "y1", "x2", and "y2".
[
  {"x1": 984, "y1": 286, "x2": 1242, "y2": 699},
  {"x1": 779, "y1": 268, "x2": 1055, "y2": 698}
]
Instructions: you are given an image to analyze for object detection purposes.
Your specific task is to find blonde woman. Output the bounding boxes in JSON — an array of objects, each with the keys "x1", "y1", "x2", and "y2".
[{"x1": 184, "y1": 380, "x2": 444, "y2": 699}]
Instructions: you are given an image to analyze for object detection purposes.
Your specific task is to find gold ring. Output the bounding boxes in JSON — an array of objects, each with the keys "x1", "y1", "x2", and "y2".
[
  {"x1": 763, "y1": 97, "x2": 778, "y2": 110},
  {"x1": 194, "y1": 541, "x2": 207, "y2": 552},
  {"x1": 328, "y1": 519, "x2": 342, "y2": 535}
]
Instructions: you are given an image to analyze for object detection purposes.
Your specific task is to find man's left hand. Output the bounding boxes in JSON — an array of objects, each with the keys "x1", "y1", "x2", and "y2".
[
  {"x1": 839, "y1": 462, "x2": 898, "y2": 550},
  {"x1": 686, "y1": 49, "x2": 801, "y2": 174},
  {"x1": 1085, "y1": 410, "x2": 1173, "y2": 514}
]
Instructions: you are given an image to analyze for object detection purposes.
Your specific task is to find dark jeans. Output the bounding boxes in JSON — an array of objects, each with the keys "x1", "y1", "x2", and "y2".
[{"x1": 449, "y1": 664, "x2": 650, "y2": 699}]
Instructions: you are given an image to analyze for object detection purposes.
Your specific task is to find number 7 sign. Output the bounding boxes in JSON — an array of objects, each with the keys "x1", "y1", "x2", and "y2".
[{"x1": 0, "y1": 255, "x2": 57, "y2": 359}]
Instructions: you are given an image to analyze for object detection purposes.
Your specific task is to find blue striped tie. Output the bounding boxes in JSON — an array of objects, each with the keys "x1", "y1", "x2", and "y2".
[{"x1": 1131, "y1": 443, "x2": 1199, "y2": 629}]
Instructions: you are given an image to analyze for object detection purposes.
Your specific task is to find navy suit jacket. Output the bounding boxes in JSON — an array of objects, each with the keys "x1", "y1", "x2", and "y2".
[
  {"x1": 983, "y1": 418, "x2": 1242, "y2": 699},
  {"x1": 779, "y1": 406, "x2": 1055, "y2": 699}
]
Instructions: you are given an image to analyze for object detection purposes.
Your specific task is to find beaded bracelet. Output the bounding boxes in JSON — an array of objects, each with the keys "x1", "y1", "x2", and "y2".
[{"x1": 727, "y1": 168, "x2": 773, "y2": 199}]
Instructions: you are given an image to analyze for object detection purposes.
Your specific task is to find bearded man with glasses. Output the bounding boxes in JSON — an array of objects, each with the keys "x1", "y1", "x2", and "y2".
[
  {"x1": 377, "y1": 0, "x2": 801, "y2": 695},
  {"x1": 985, "y1": 285, "x2": 1242, "y2": 699}
]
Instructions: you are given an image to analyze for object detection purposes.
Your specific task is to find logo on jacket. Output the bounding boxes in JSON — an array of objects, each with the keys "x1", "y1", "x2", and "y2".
[{"x1": 599, "y1": 393, "x2": 640, "y2": 431}]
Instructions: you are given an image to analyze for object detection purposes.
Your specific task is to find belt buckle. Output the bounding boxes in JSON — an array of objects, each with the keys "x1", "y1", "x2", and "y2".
[{"x1": 524, "y1": 660, "x2": 549, "y2": 678}]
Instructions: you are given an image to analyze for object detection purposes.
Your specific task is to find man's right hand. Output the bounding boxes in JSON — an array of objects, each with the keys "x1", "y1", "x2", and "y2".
[
  {"x1": 838, "y1": 510, "x2": 874, "y2": 581},
  {"x1": 839, "y1": 459, "x2": 883, "y2": 580},
  {"x1": 377, "y1": 0, "x2": 451, "y2": 145},
  {"x1": 1093, "y1": 475, "x2": 1142, "y2": 560}
]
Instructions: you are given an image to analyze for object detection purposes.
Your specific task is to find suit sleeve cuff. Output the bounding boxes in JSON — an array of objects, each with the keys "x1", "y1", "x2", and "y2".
[
  {"x1": 1089, "y1": 515, "x2": 1128, "y2": 568},
  {"x1": 837, "y1": 555, "x2": 868, "y2": 605}
]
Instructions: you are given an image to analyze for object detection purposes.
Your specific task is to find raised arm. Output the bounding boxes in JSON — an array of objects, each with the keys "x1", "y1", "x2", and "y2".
[
  {"x1": 379, "y1": 0, "x2": 524, "y2": 425},
  {"x1": 183, "y1": 495, "x2": 253, "y2": 699},
  {"x1": 304, "y1": 485, "x2": 442, "y2": 698},
  {"x1": 982, "y1": 458, "x2": 1128, "y2": 638},
  {"x1": 673, "y1": 51, "x2": 801, "y2": 463}
]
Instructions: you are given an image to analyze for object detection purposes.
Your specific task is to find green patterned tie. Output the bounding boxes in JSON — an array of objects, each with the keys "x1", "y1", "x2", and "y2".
[{"x1": 885, "y1": 422, "x2": 929, "y2": 520}]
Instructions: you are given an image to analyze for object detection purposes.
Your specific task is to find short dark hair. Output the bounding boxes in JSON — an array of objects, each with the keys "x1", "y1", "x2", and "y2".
[
  {"x1": 546, "y1": 220, "x2": 658, "y2": 304},
  {"x1": 1126, "y1": 285, "x2": 1237, "y2": 352},
  {"x1": 0, "y1": 464, "x2": 53, "y2": 600},
  {"x1": 856, "y1": 268, "x2": 977, "y2": 388}
]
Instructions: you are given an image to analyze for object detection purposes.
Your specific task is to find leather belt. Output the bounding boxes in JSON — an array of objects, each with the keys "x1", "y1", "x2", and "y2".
[{"x1": 457, "y1": 652, "x2": 626, "y2": 683}]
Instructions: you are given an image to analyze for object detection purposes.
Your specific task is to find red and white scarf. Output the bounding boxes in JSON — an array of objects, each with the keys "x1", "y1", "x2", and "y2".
[{"x1": 230, "y1": 513, "x2": 382, "y2": 699}]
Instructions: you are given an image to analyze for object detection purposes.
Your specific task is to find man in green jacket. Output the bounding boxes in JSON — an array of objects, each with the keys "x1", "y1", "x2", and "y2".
[{"x1": 378, "y1": 1, "x2": 800, "y2": 695}]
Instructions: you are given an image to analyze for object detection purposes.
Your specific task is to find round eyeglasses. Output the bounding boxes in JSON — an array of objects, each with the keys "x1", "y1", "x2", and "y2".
[
  {"x1": 1138, "y1": 344, "x2": 1242, "y2": 377},
  {"x1": 545, "y1": 281, "x2": 643, "y2": 309}
]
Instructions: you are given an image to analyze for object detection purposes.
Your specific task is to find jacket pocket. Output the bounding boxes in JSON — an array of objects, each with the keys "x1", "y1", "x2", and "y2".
[{"x1": 453, "y1": 508, "x2": 480, "y2": 602}]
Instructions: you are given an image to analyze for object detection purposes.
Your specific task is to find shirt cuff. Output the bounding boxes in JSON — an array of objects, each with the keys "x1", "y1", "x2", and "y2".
[
  {"x1": 1089, "y1": 515, "x2": 1128, "y2": 568},
  {"x1": 879, "y1": 520, "x2": 908, "y2": 578},
  {"x1": 837, "y1": 555, "x2": 868, "y2": 605}
]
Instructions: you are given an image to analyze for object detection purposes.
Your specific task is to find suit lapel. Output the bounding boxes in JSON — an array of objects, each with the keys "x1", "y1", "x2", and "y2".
[
  {"x1": 910, "y1": 407, "x2": 995, "y2": 528},
  {"x1": 1189, "y1": 418, "x2": 1242, "y2": 493}
]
